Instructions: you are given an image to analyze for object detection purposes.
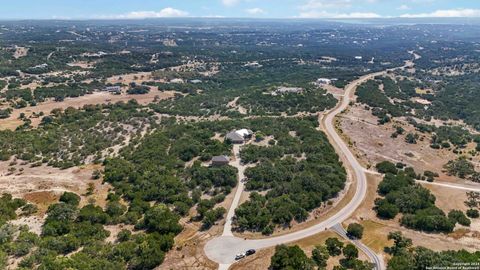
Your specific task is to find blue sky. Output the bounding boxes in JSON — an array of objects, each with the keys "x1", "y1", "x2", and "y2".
[{"x1": 0, "y1": 0, "x2": 479, "y2": 19}]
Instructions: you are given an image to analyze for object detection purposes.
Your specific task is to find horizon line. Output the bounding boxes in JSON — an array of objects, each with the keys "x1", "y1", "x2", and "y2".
[{"x1": 0, "y1": 16, "x2": 479, "y2": 21}]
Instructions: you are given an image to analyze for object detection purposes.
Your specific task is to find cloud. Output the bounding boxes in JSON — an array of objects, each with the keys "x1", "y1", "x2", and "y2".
[
  {"x1": 298, "y1": 11, "x2": 381, "y2": 19},
  {"x1": 400, "y1": 8, "x2": 480, "y2": 18},
  {"x1": 102, "y1": 8, "x2": 189, "y2": 19},
  {"x1": 397, "y1": 5, "x2": 410, "y2": 11},
  {"x1": 300, "y1": 0, "x2": 353, "y2": 10},
  {"x1": 222, "y1": 0, "x2": 240, "y2": 7},
  {"x1": 298, "y1": 0, "x2": 382, "y2": 18},
  {"x1": 246, "y1": 8, "x2": 265, "y2": 15}
]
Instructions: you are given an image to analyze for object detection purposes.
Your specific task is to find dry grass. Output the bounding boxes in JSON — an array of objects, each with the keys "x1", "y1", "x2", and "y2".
[
  {"x1": 422, "y1": 183, "x2": 469, "y2": 212},
  {"x1": 231, "y1": 229, "x2": 374, "y2": 270},
  {"x1": 23, "y1": 191, "x2": 59, "y2": 215},
  {"x1": 358, "y1": 220, "x2": 391, "y2": 253},
  {"x1": 0, "y1": 90, "x2": 176, "y2": 130},
  {"x1": 231, "y1": 230, "x2": 342, "y2": 270},
  {"x1": 339, "y1": 103, "x2": 479, "y2": 183}
]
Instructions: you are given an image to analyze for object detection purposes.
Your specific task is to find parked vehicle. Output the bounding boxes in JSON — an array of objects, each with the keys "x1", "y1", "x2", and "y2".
[
  {"x1": 235, "y1": 253, "x2": 246, "y2": 260},
  {"x1": 245, "y1": 249, "x2": 256, "y2": 256}
]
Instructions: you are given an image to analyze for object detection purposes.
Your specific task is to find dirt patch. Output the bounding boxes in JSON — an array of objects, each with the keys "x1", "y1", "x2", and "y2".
[
  {"x1": 423, "y1": 183, "x2": 469, "y2": 213},
  {"x1": 0, "y1": 89, "x2": 176, "y2": 130},
  {"x1": 338, "y1": 103, "x2": 477, "y2": 184},
  {"x1": 10, "y1": 216, "x2": 44, "y2": 235},
  {"x1": 23, "y1": 191, "x2": 60, "y2": 215},
  {"x1": 104, "y1": 224, "x2": 135, "y2": 243},
  {"x1": 159, "y1": 222, "x2": 219, "y2": 270},
  {"x1": 67, "y1": 61, "x2": 96, "y2": 69},
  {"x1": 106, "y1": 71, "x2": 160, "y2": 85},
  {"x1": 0, "y1": 160, "x2": 111, "y2": 208},
  {"x1": 13, "y1": 46, "x2": 29, "y2": 59},
  {"x1": 323, "y1": 84, "x2": 344, "y2": 98}
]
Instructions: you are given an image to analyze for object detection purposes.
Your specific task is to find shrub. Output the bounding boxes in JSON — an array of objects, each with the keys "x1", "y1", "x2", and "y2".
[
  {"x1": 466, "y1": 209, "x2": 479, "y2": 218},
  {"x1": 346, "y1": 223, "x2": 364, "y2": 239},
  {"x1": 376, "y1": 161, "x2": 398, "y2": 174},
  {"x1": 448, "y1": 210, "x2": 471, "y2": 226}
]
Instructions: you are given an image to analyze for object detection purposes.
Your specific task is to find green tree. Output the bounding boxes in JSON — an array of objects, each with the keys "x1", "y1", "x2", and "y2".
[
  {"x1": 270, "y1": 245, "x2": 314, "y2": 270},
  {"x1": 311, "y1": 245, "x2": 329, "y2": 269},
  {"x1": 448, "y1": 210, "x2": 471, "y2": 226},
  {"x1": 347, "y1": 223, "x2": 364, "y2": 239},
  {"x1": 386, "y1": 231, "x2": 412, "y2": 255},
  {"x1": 59, "y1": 192, "x2": 81, "y2": 206},
  {"x1": 325, "y1": 237, "x2": 344, "y2": 256},
  {"x1": 376, "y1": 161, "x2": 398, "y2": 174},
  {"x1": 343, "y1": 244, "x2": 359, "y2": 260},
  {"x1": 141, "y1": 205, "x2": 182, "y2": 234}
]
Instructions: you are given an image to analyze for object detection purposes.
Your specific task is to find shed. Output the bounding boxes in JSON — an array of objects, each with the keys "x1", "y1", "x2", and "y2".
[{"x1": 211, "y1": 155, "x2": 230, "y2": 166}]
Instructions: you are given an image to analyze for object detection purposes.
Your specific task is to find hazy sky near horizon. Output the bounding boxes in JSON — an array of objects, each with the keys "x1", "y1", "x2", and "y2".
[{"x1": 0, "y1": 0, "x2": 479, "y2": 20}]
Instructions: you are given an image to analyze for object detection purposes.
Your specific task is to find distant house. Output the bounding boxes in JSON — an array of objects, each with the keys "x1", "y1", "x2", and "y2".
[
  {"x1": 170, "y1": 78, "x2": 184, "y2": 84},
  {"x1": 211, "y1": 155, "x2": 230, "y2": 166},
  {"x1": 190, "y1": 79, "x2": 202, "y2": 84},
  {"x1": 244, "y1": 61, "x2": 263, "y2": 68},
  {"x1": 104, "y1": 86, "x2": 121, "y2": 94},
  {"x1": 226, "y1": 131, "x2": 245, "y2": 144},
  {"x1": 235, "y1": 129, "x2": 253, "y2": 139},
  {"x1": 316, "y1": 78, "x2": 332, "y2": 85},
  {"x1": 226, "y1": 129, "x2": 253, "y2": 144},
  {"x1": 272, "y1": 87, "x2": 303, "y2": 96}
]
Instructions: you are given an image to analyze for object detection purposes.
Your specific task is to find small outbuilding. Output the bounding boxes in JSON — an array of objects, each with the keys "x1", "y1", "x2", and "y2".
[{"x1": 211, "y1": 155, "x2": 230, "y2": 166}]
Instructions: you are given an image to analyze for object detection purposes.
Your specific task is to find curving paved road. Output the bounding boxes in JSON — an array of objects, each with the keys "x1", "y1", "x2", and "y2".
[
  {"x1": 331, "y1": 223, "x2": 385, "y2": 270},
  {"x1": 204, "y1": 69, "x2": 388, "y2": 269}
]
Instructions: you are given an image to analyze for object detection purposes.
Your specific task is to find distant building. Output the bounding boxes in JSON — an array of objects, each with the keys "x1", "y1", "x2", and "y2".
[
  {"x1": 226, "y1": 131, "x2": 245, "y2": 144},
  {"x1": 226, "y1": 129, "x2": 253, "y2": 144},
  {"x1": 211, "y1": 155, "x2": 230, "y2": 166},
  {"x1": 32, "y1": 63, "x2": 48, "y2": 69},
  {"x1": 170, "y1": 78, "x2": 184, "y2": 84},
  {"x1": 190, "y1": 79, "x2": 202, "y2": 84},
  {"x1": 355, "y1": 56, "x2": 363, "y2": 60},
  {"x1": 235, "y1": 129, "x2": 253, "y2": 139},
  {"x1": 316, "y1": 78, "x2": 332, "y2": 85},
  {"x1": 272, "y1": 87, "x2": 303, "y2": 96},
  {"x1": 244, "y1": 61, "x2": 263, "y2": 68},
  {"x1": 104, "y1": 86, "x2": 121, "y2": 94}
]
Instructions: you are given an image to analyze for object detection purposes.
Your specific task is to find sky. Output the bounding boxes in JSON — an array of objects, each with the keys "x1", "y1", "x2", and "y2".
[{"x1": 0, "y1": 0, "x2": 479, "y2": 20}]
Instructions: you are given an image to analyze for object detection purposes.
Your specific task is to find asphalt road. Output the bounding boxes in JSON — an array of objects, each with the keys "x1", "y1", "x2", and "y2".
[
  {"x1": 331, "y1": 223, "x2": 385, "y2": 270},
  {"x1": 204, "y1": 70, "x2": 387, "y2": 268},
  {"x1": 204, "y1": 55, "x2": 480, "y2": 269}
]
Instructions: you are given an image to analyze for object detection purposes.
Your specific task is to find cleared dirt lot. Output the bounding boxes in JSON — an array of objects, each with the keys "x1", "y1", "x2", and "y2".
[
  {"x1": 0, "y1": 89, "x2": 176, "y2": 130},
  {"x1": 338, "y1": 103, "x2": 479, "y2": 184},
  {"x1": 0, "y1": 160, "x2": 110, "y2": 211}
]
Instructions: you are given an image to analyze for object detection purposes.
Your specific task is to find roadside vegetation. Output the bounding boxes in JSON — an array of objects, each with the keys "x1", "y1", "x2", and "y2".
[
  {"x1": 374, "y1": 161, "x2": 469, "y2": 233},
  {"x1": 233, "y1": 117, "x2": 346, "y2": 234}
]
